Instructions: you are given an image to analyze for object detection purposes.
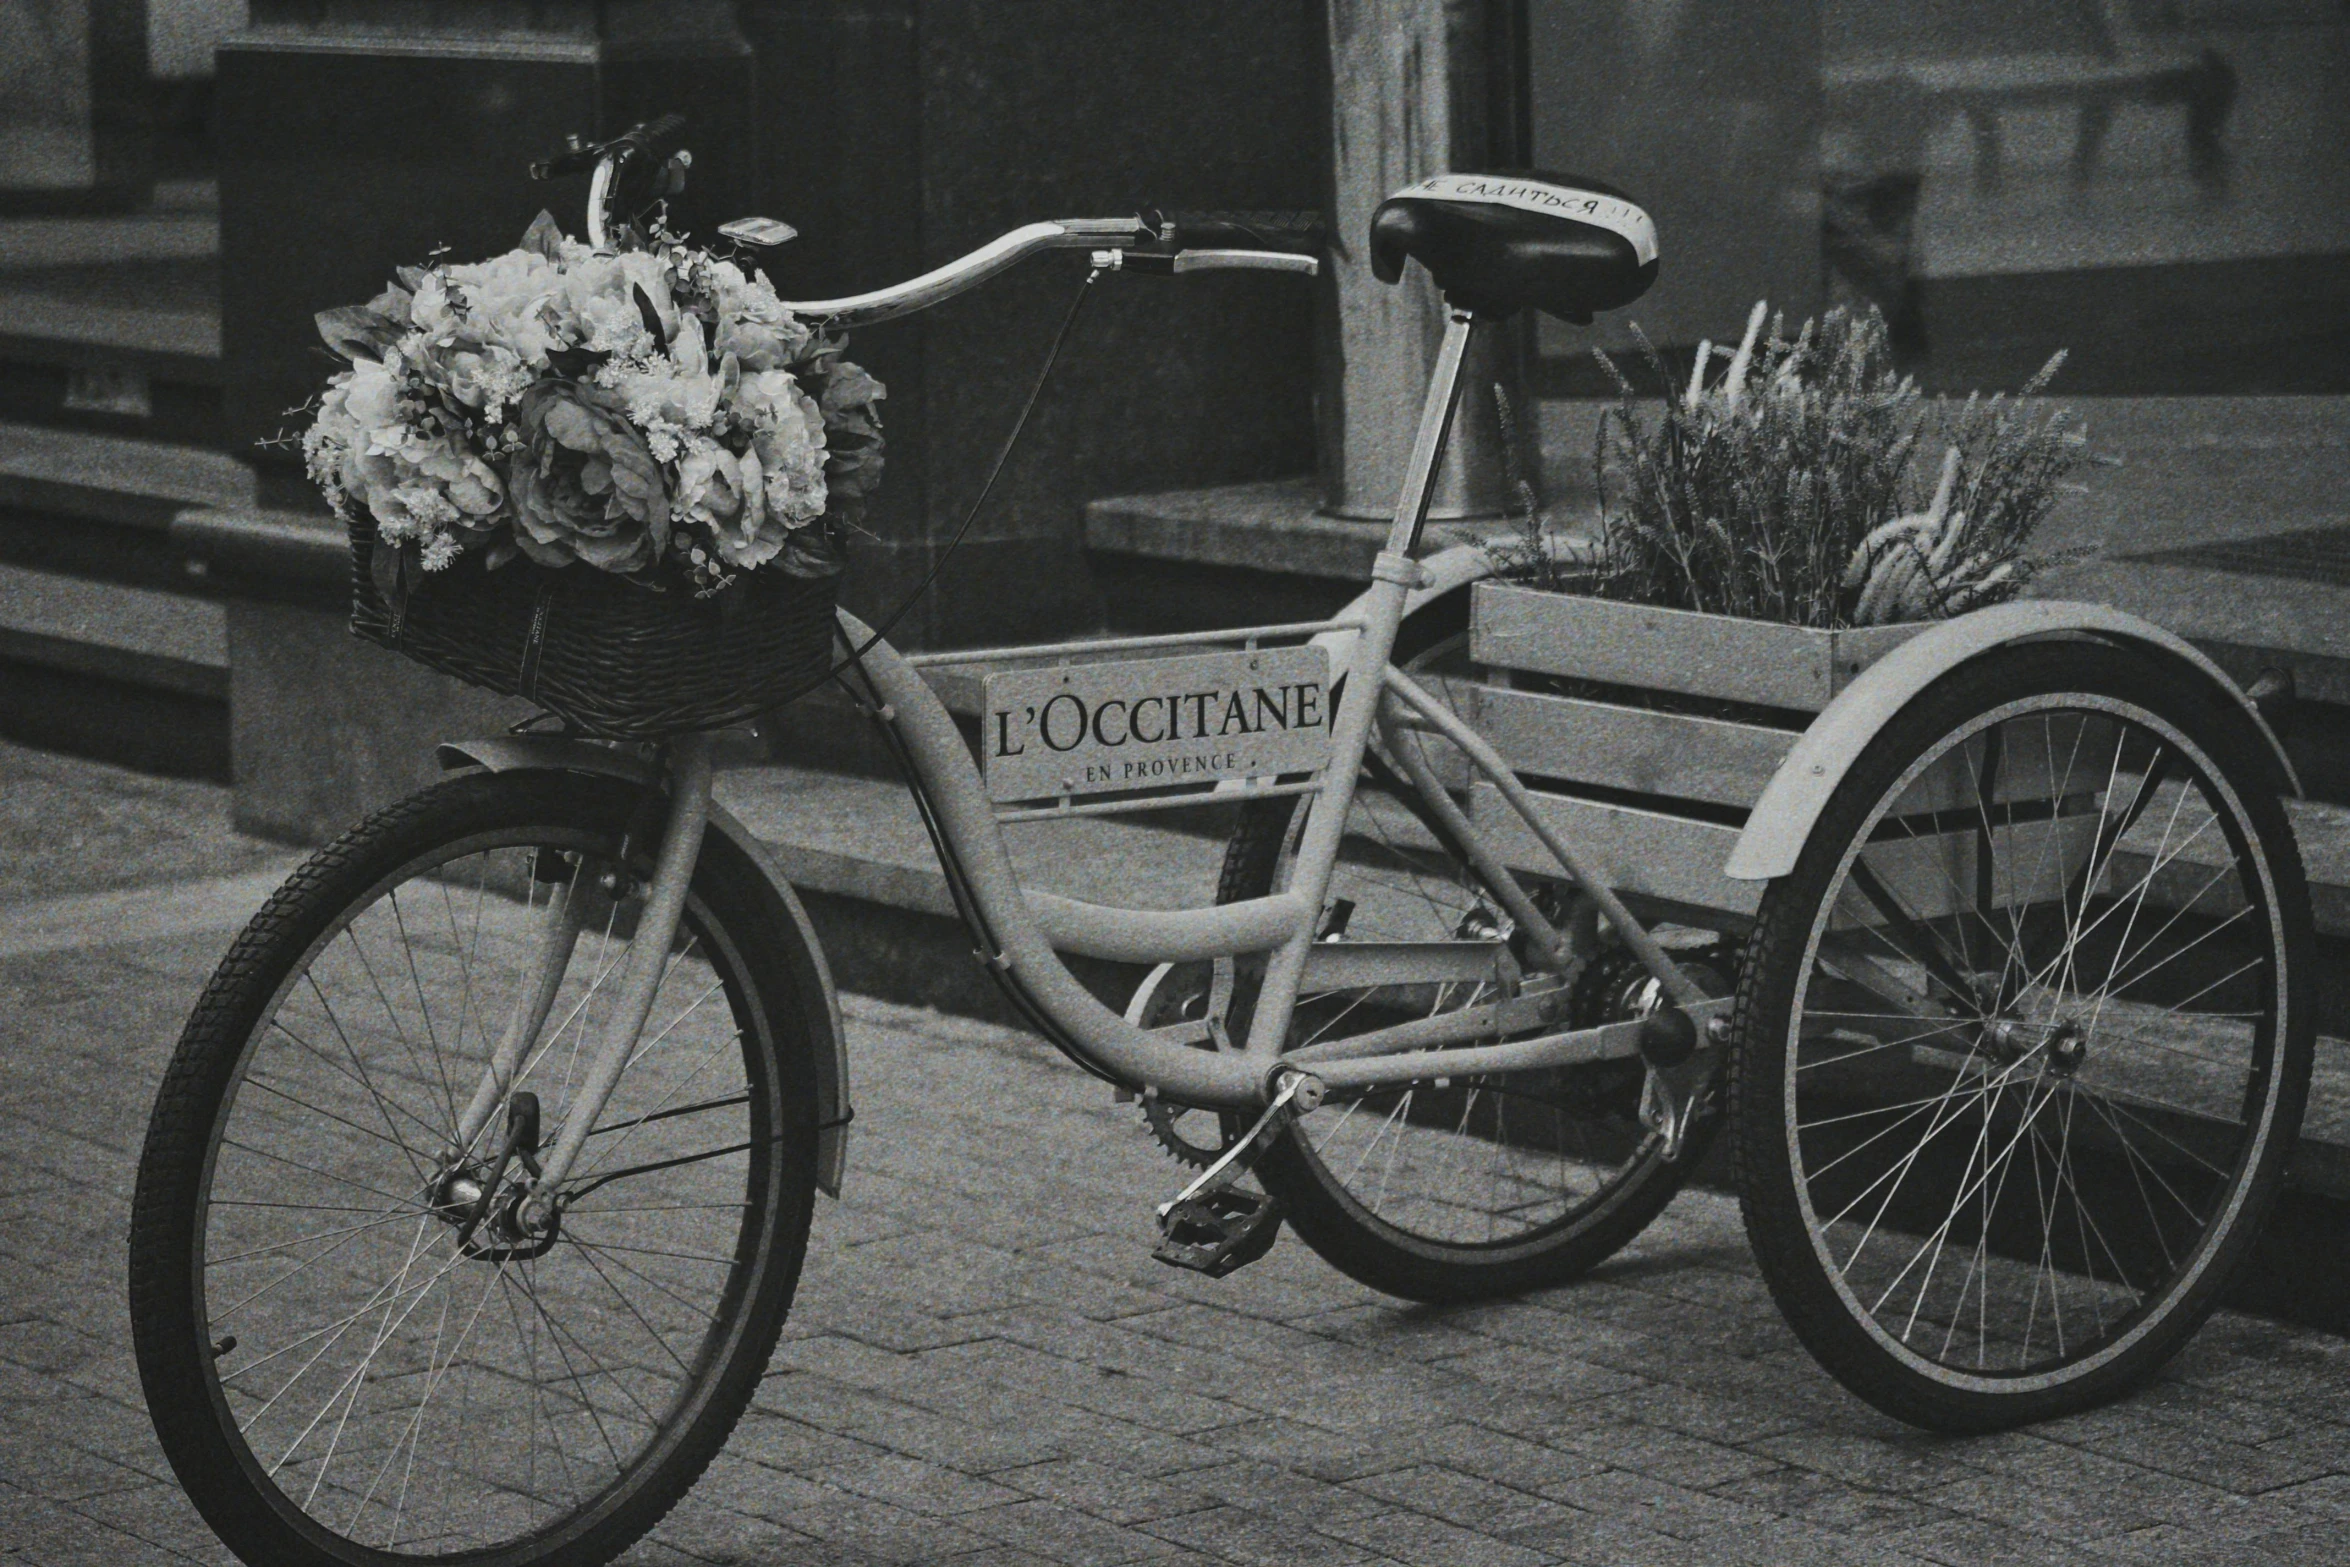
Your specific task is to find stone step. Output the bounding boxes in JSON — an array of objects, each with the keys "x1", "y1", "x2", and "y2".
[
  {"x1": 0, "y1": 291, "x2": 223, "y2": 449},
  {"x1": 0, "y1": 421, "x2": 251, "y2": 591},
  {"x1": 714, "y1": 762, "x2": 1228, "y2": 1024},
  {"x1": 0, "y1": 189, "x2": 225, "y2": 447},
  {"x1": 0, "y1": 560, "x2": 228, "y2": 778},
  {"x1": 1080, "y1": 403, "x2": 1607, "y2": 633},
  {"x1": 0, "y1": 423, "x2": 245, "y2": 781}
]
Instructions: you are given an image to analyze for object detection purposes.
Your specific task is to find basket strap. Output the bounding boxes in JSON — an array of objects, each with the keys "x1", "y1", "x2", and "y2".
[{"x1": 518, "y1": 579, "x2": 555, "y2": 702}]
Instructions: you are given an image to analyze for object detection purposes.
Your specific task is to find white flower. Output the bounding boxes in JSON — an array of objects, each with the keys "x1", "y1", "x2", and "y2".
[
  {"x1": 611, "y1": 315, "x2": 728, "y2": 435},
  {"x1": 341, "y1": 356, "x2": 402, "y2": 435},
  {"x1": 435, "y1": 342, "x2": 532, "y2": 419},
  {"x1": 676, "y1": 439, "x2": 787, "y2": 569},
  {"x1": 735, "y1": 369, "x2": 828, "y2": 526},
  {"x1": 443, "y1": 248, "x2": 566, "y2": 362}
]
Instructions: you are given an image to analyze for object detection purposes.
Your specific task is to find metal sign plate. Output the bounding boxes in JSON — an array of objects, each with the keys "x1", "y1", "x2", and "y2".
[{"x1": 982, "y1": 645, "x2": 1332, "y2": 802}]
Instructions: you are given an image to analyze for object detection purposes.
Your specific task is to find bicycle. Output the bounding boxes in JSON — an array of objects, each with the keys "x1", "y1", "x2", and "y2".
[{"x1": 129, "y1": 125, "x2": 2314, "y2": 1567}]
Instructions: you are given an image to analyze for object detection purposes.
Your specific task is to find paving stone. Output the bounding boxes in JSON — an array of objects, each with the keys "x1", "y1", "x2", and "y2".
[
  {"x1": 1707, "y1": 1465, "x2": 1956, "y2": 1538},
  {"x1": 1749, "y1": 1428, "x2": 1975, "y2": 1496},
  {"x1": 994, "y1": 1456, "x2": 1218, "y2": 1526},
  {"x1": 2268, "y1": 1472, "x2": 2350, "y2": 1519},
  {"x1": 1344, "y1": 1463, "x2": 1572, "y2": 1534},
  {"x1": 754, "y1": 1375, "x2": 1071, "y2": 1473},
  {"x1": 1429, "y1": 1339, "x2": 1646, "y2": 1405},
  {"x1": 1696, "y1": 1514, "x2": 1941, "y2": 1567},
  {"x1": 1291, "y1": 1303, "x2": 1499, "y2": 1365},
  {"x1": 1535, "y1": 1415, "x2": 1781, "y2": 1490},
  {"x1": 1174, "y1": 1456, "x2": 1395, "y2": 1525},
  {"x1": 759, "y1": 1492, "x2": 997, "y2": 1563},
  {"x1": 1398, "y1": 1422, "x2": 1612, "y2": 1498},
  {"x1": 1914, "y1": 1469, "x2": 2164, "y2": 1545},
  {"x1": 1142, "y1": 1502, "x2": 1389, "y2": 1567},
  {"x1": 2034, "y1": 1413, "x2": 2335, "y2": 1495},
  {"x1": 806, "y1": 1450, "x2": 1028, "y2": 1516},
  {"x1": 961, "y1": 1497, "x2": 1195, "y2": 1566},
  {"x1": 1893, "y1": 1512, "x2": 2115, "y2": 1567},
  {"x1": 1497, "y1": 1510, "x2": 1716, "y2": 1566},
  {"x1": 1196, "y1": 1419, "x2": 1416, "y2": 1484},
  {"x1": 52, "y1": 1483, "x2": 237, "y2": 1565},
  {"x1": 1950, "y1": 1429, "x2": 2261, "y2": 1528},
  {"x1": 4, "y1": 749, "x2": 2350, "y2": 1567},
  {"x1": 1316, "y1": 1507, "x2": 1553, "y2": 1567},
  {"x1": 1540, "y1": 1468, "x2": 1782, "y2": 1543}
]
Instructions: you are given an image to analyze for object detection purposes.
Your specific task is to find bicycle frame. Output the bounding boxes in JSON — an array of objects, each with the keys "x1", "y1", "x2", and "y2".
[
  {"x1": 461, "y1": 306, "x2": 1726, "y2": 1208},
  {"x1": 439, "y1": 163, "x2": 2300, "y2": 1207}
]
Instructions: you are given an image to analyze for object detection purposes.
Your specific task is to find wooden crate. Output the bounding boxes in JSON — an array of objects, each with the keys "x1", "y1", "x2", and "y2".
[{"x1": 1465, "y1": 583, "x2": 1945, "y2": 924}]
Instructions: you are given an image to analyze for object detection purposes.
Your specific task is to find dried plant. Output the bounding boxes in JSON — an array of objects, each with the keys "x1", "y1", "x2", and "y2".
[{"x1": 1505, "y1": 302, "x2": 2085, "y2": 628}]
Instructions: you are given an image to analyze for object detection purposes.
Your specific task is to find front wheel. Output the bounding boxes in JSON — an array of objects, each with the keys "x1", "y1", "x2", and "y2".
[
  {"x1": 1733, "y1": 642, "x2": 2312, "y2": 1431},
  {"x1": 129, "y1": 769, "x2": 820, "y2": 1566}
]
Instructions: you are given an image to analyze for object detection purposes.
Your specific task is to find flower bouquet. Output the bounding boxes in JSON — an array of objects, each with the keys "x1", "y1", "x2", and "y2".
[{"x1": 301, "y1": 211, "x2": 884, "y2": 737}]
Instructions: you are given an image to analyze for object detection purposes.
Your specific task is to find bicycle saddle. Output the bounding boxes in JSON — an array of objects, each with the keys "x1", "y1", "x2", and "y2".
[{"x1": 1369, "y1": 172, "x2": 1658, "y2": 323}]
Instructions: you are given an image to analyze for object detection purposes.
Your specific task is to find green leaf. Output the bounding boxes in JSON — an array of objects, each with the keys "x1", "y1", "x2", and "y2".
[
  {"x1": 632, "y1": 283, "x2": 669, "y2": 345},
  {"x1": 520, "y1": 209, "x2": 567, "y2": 260},
  {"x1": 315, "y1": 306, "x2": 404, "y2": 363}
]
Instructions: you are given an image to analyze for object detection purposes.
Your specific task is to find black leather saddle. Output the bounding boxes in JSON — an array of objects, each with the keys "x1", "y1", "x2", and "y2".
[{"x1": 1369, "y1": 172, "x2": 1658, "y2": 323}]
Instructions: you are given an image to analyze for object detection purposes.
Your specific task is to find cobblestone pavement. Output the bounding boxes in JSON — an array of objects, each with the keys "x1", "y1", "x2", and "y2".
[{"x1": 3, "y1": 746, "x2": 2349, "y2": 1566}]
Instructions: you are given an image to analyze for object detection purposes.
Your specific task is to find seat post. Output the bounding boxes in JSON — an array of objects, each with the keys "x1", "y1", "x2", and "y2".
[{"x1": 1384, "y1": 308, "x2": 1482, "y2": 561}]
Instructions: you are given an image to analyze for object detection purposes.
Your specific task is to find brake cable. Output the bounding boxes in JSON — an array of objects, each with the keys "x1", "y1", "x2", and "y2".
[{"x1": 828, "y1": 263, "x2": 1103, "y2": 668}]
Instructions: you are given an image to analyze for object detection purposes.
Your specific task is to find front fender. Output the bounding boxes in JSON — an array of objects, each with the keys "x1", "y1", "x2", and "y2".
[
  {"x1": 436, "y1": 737, "x2": 851, "y2": 1195},
  {"x1": 1723, "y1": 600, "x2": 2299, "y2": 883}
]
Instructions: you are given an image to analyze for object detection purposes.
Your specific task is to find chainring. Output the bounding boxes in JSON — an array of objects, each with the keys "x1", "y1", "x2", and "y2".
[
  {"x1": 1555, "y1": 935, "x2": 1739, "y2": 1118},
  {"x1": 1124, "y1": 959, "x2": 1240, "y2": 1167}
]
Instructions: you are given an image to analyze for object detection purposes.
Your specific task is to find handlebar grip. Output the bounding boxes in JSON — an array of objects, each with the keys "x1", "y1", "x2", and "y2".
[
  {"x1": 530, "y1": 135, "x2": 600, "y2": 181},
  {"x1": 530, "y1": 116, "x2": 689, "y2": 183},
  {"x1": 617, "y1": 114, "x2": 689, "y2": 166},
  {"x1": 1156, "y1": 210, "x2": 1324, "y2": 253}
]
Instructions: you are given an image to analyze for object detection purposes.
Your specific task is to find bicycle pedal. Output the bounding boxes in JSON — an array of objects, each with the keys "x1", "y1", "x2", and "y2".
[{"x1": 1153, "y1": 1189, "x2": 1283, "y2": 1277}]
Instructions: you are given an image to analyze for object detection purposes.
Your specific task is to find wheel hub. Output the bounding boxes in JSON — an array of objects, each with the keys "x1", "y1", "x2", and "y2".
[{"x1": 1980, "y1": 1015, "x2": 2087, "y2": 1076}]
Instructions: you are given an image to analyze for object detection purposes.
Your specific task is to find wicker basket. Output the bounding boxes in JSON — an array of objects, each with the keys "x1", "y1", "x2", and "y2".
[{"x1": 349, "y1": 521, "x2": 839, "y2": 739}]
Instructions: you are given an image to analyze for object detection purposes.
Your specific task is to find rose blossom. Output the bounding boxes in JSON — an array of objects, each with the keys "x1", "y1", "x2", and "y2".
[{"x1": 510, "y1": 383, "x2": 670, "y2": 574}]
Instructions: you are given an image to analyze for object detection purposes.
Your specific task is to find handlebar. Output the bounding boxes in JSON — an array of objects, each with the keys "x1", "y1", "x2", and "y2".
[
  {"x1": 772, "y1": 208, "x2": 1325, "y2": 325},
  {"x1": 534, "y1": 116, "x2": 691, "y2": 248},
  {"x1": 535, "y1": 123, "x2": 1324, "y2": 323},
  {"x1": 1147, "y1": 210, "x2": 1325, "y2": 253}
]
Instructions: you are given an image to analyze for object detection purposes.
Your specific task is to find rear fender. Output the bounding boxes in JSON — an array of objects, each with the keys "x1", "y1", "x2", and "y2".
[
  {"x1": 436, "y1": 737, "x2": 851, "y2": 1195},
  {"x1": 1723, "y1": 600, "x2": 2299, "y2": 883}
]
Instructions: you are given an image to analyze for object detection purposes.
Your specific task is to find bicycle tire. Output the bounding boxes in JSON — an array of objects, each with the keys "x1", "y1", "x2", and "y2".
[
  {"x1": 1216, "y1": 593, "x2": 1726, "y2": 1302},
  {"x1": 1731, "y1": 641, "x2": 2312, "y2": 1431},
  {"x1": 130, "y1": 769, "x2": 819, "y2": 1566}
]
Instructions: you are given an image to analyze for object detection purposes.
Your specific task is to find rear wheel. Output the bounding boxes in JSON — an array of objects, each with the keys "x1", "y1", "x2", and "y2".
[
  {"x1": 1217, "y1": 608, "x2": 1727, "y2": 1302},
  {"x1": 1733, "y1": 643, "x2": 2311, "y2": 1431},
  {"x1": 130, "y1": 770, "x2": 819, "y2": 1565}
]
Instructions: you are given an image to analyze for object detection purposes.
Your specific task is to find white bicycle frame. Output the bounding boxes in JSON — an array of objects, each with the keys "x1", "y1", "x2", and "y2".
[{"x1": 452, "y1": 215, "x2": 1729, "y2": 1205}]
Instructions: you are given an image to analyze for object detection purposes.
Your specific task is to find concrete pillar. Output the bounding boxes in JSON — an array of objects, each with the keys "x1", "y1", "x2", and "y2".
[
  {"x1": 0, "y1": 0, "x2": 153, "y2": 212},
  {"x1": 1321, "y1": 0, "x2": 1516, "y2": 522}
]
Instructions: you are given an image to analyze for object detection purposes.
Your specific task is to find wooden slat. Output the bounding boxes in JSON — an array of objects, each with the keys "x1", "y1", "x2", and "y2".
[
  {"x1": 1839, "y1": 815, "x2": 2100, "y2": 926},
  {"x1": 1475, "y1": 686, "x2": 1795, "y2": 808},
  {"x1": 1470, "y1": 781, "x2": 1757, "y2": 917},
  {"x1": 1897, "y1": 717, "x2": 2120, "y2": 814},
  {"x1": 1470, "y1": 582, "x2": 1924, "y2": 712}
]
